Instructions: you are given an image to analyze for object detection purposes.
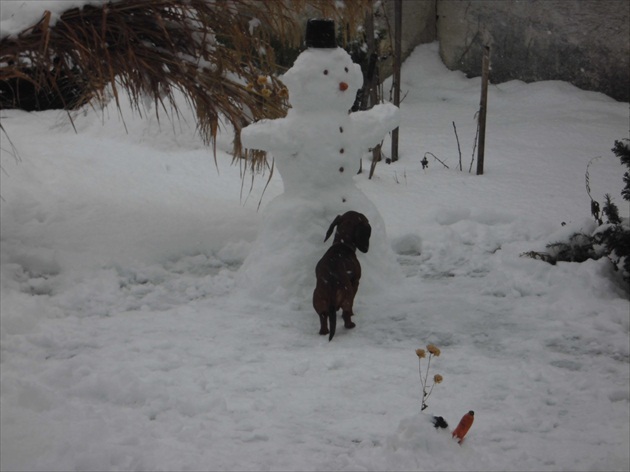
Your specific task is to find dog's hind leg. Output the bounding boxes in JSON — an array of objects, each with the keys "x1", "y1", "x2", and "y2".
[
  {"x1": 341, "y1": 283, "x2": 357, "y2": 329},
  {"x1": 342, "y1": 311, "x2": 356, "y2": 329},
  {"x1": 318, "y1": 312, "x2": 329, "y2": 336}
]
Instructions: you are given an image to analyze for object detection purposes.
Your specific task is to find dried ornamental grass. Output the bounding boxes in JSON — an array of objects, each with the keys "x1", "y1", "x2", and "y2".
[{"x1": 0, "y1": 0, "x2": 369, "y2": 169}]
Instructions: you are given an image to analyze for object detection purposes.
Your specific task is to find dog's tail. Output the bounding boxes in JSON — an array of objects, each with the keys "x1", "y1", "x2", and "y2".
[{"x1": 328, "y1": 307, "x2": 337, "y2": 342}]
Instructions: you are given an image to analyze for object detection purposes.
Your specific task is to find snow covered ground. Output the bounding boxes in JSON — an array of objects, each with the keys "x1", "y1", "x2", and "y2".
[{"x1": 1, "y1": 42, "x2": 629, "y2": 471}]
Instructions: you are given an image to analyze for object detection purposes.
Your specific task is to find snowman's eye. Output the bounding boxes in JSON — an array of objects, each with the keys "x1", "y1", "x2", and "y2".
[
  {"x1": 323, "y1": 70, "x2": 329, "y2": 75},
  {"x1": 344, "y1": 67, "x2": 349, "y2": 73}
]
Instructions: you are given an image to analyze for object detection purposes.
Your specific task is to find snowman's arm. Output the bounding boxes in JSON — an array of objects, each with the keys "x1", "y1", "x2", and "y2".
[
  {"x1": 350, "y1": 103, "x2": 401, "y2": 149},
  {"x1": 240, "y1": 119, "x2": 278, "y2": 152},
  {"x1": 241, "y1": 119, "x2": 297, "y2": 154}
]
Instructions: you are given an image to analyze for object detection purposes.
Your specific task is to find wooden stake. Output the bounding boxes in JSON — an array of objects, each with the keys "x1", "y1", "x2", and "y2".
[
  {"x1": 476, "y1": 46, "x2": 490, "y2": 175},
  {"x1": 368, "y1": 145, "x2": 380, "y2": 179},
  {"x1": 390, "y1": 0, "x2": 402, "y2": 163}
]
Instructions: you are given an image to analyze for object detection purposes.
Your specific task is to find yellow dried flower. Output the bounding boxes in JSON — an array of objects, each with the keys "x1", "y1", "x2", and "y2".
[
  {"x1": 246, "y1": 83, "x2": 254, "y2": 91},
  {"x1": 257, "y1": 75, "x2": 268, "y2": 85},
  {"x1": 433, "y1": 374, "x2": 443, "y2": 384},
  {"x1": 278, "y1": 88, "x2": 289, "y2": 98},
  {"x1": 426, "y1": 344, "x2": 441, "y2": 357},
  {"x1": 260, "y1": 88, "x2": 272, "y2": 98},
  {"x1": 415, "y1": 348, "x2": 426, "y2": 358}
]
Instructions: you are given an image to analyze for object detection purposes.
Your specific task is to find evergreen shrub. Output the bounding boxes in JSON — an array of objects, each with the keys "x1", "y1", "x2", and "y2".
[{"x1": 522, "y1": 139, "x2": 630, "y2": 292}]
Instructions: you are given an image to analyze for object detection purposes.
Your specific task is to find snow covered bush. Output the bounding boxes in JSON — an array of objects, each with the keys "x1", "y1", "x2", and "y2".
[
  {"x1": 614, "y1": 138, "x2": 630, "y2": 201},
  {"x1": 523, "y1": 139, "x2": 630, "y2": 291}
]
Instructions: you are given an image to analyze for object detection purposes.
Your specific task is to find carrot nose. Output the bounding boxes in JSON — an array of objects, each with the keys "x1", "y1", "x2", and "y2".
[{"x1": 339, "y1": 82, "x2": 348, "y2": 91}]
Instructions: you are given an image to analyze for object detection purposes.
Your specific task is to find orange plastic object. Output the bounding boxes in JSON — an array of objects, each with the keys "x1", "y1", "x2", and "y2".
[{"x1": 452, "y1": 410, "x2": 474, "y2": 444}]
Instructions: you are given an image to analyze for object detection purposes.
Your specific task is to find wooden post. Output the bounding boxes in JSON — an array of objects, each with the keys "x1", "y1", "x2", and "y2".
[
  {"x1": 476, "y1": 46, "x2": 490, "y2": 175},
  {"x1": 360, "y1": 3, "x2": 375, "y2": 110},
  {"x1": 363, "y1": 2, "x2": 382, "y2": 179},
  {"x1": 390, "y1": 0, "x2": 402, "y2": 163}
]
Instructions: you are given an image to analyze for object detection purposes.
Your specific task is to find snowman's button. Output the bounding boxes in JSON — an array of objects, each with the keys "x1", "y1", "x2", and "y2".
[
  {"x1": 342, "y1": 198, "x2": 346, "y2": 203},
  {"x1": 339, "y1": 148, "x2": 344, "y2": 154},
  {"x1": 339, "y1": 127, "x2": 344, "y2": 133},
  {"x1": 339, "y1": 167, "x2": 344, "y2": 173}
]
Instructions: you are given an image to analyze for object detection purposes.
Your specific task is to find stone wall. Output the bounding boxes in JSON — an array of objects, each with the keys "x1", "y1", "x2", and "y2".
[
  {"x1": 385, "y1": 0, "x2": 629, "y2": 102},
  {"x1": 435, "y1": 0, "x2": 629, "y2": 101}
]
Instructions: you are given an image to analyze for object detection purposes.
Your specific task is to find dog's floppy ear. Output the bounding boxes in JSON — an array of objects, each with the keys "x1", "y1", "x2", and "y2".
[
  {"x1": 324, "y1": 215, "x2": 341, "y2": 242},
  {"x1": 354, "y1": 222, "x2": 372, "y2": 253}
]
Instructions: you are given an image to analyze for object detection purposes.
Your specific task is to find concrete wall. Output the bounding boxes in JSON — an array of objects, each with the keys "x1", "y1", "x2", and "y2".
[
  {"x1": 383, "y1": 0, "x2": 436, "y2": 64},
  {"x1": 387, "y1": 0, "x2": 629, "y2": 102}
]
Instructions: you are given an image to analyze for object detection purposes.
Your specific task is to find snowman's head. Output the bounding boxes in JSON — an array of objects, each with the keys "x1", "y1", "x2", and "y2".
[{"x1": 281, "y1": 48, "x2": 363, "y2": 113}]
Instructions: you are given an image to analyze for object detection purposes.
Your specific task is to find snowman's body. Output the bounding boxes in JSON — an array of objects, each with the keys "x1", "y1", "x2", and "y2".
[
  {"x1": 242, "y1": 48, "x2": 399, "y2": 197},
  {"x1": 239, "y1": 47, "x2": 401, "y2": 302}
]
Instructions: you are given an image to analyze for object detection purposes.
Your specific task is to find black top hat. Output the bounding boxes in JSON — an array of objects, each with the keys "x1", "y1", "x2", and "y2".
[{"x1": 305, "y1": 19, "x2": 337, "y2": 48}]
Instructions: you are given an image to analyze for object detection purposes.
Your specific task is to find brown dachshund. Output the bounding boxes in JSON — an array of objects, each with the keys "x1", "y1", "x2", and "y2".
[{"x1": 313, "y1": 211, "x2": 371, "y2": 341}]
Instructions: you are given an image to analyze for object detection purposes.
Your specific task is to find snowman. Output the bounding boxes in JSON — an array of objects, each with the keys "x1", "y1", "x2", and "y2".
[{"x1": 238, "y1": 19, "x2": 401, "y2": 302}]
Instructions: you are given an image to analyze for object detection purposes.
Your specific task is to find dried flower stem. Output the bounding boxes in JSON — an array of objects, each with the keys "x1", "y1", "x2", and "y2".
[
  {"x1": 419, "y1": 353, "x2": 434, "y2": 410},
  {"x1": 417, "y1": 345, "x2": 442, "y2": 411}
]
